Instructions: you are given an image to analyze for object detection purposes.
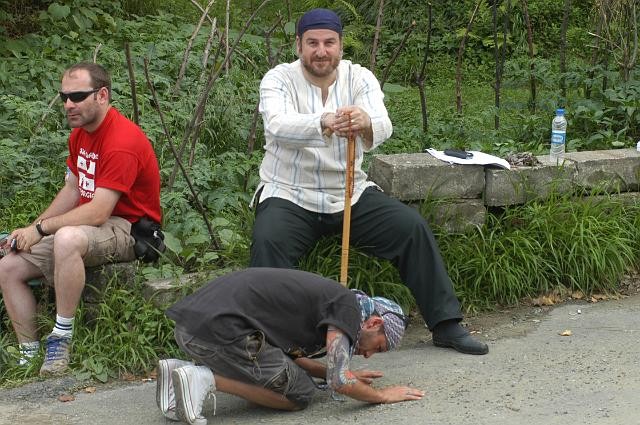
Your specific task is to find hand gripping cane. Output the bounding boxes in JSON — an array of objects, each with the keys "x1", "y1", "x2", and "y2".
[{"x1": 340, "y1": 115, "x2": 356, "y2": 286}]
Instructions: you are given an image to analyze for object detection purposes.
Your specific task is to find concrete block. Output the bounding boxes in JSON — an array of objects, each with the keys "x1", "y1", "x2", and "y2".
[
  {"x1": 485, "y1": 160, "x2": 575, "y2": 207},
  {"x1": 83, "y1": 262, "x2": 139, "y2": 304},
  {"x1": 564, "y1": 148, "x2": 640, "y2": 193},
  {"x1": 578, "y1": 191, "x2": 640, "y2": 207},
  {"x1": 418, "y1": 199, "x2": 486, "y2": 233},
  {"x1": 369, "y1": 153, "x2": 484, "y2": 201},
  {"x1": 82, "y1": 262, "x2": 139, "y2": 323},
  {"x1": 142, "y1": 267, "x2": 233, "y2": 308}
]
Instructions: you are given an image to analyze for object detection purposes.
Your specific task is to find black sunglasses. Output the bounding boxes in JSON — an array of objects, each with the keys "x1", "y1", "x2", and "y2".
[
  {"x1": 59, "y1": 88, "x2": 100, "y2": 103},
  {"x1": 380, "y1": 310, "x2": 410, "y2": 329}
]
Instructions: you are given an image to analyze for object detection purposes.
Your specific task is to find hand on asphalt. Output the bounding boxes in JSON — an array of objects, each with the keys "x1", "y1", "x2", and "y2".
[
  {"x1": 353, "y1": 369, "x2": 383, "y2": 385},
  {"x1": 379, "y1": 385, "x2": 425, "y2": 403}
]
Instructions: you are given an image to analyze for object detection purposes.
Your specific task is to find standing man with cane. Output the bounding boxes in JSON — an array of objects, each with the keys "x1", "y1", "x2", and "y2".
[{"x1": 250, "y1": 8, "x2": 488, "y2": 355}]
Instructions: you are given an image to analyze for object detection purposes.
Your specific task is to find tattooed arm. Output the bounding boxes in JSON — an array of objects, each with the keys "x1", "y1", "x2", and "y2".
[{"x1": 324, "y1": 326, "x2": 425, "y2": 404}]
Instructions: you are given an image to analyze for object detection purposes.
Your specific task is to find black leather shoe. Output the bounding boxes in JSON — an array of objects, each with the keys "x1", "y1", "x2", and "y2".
[{"x1": 433, "y1": 333, "x2": 489, "y2": 355}]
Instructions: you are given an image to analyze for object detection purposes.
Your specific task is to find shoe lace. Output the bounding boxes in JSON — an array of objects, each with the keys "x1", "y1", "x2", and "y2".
[
  {"x1": 45, "y1": 337, "x2": 69, "y2": 361},
  {"x1": 207, "y1": 391, "x2": 217, "y2": 416},
  {"x1": 196, "y1": 384, "x2": 216, "y2": 417}
]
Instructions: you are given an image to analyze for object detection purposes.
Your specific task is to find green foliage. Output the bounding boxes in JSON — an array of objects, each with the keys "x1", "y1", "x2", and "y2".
[
  {"x1": 0, "y1": 277, "x2": 182, "y2": 384},
  {"x1": 436, "y1": 194, "x2": 640, "y2": 312},
  {"x1": 71, "y1": 278, "x2": 181, "y2": 382},
  {"x1": 1, "y1": 0, "x2": 640, "y2": 387},
  {"x1": 571, "y1": 76, "x2": 640, "y2": 148}
]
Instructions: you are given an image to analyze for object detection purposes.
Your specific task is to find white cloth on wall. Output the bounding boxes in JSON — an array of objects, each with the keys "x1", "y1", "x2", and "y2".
[{"x1": 425, "y1": 148, "x2": 511, "y2": 170}]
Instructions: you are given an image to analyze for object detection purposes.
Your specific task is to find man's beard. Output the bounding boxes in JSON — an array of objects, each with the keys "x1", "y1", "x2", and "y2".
[{"x1": 301, "y1": 55, "x2": 340, "y2": 78}]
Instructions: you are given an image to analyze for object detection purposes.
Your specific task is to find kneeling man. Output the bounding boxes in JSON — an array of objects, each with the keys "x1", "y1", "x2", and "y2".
[{"x1": 157, "y1": 268, "x2": 424, "y2": 424}]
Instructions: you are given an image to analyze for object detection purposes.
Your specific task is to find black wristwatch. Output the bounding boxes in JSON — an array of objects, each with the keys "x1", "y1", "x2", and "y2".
[{"x1": 36, "y1": 219, "x2": 50, "y2": 237}]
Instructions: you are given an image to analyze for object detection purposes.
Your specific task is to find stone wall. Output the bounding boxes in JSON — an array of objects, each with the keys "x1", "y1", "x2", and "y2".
[
  {"x1": 81, "y1": 264, "x2": 231, "y2": 316},
  {"x1": 368, "y1": 148, "x2": 640, "y2": 233},
  {"x1": 76, "y1": 149, "x2": 640, "y2": 309}
]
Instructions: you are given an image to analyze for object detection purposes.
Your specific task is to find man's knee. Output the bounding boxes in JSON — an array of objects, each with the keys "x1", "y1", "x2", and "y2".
[
  {"x1": 0, "y1": 255, "x2": 40, "y2": 288},
  {"x1": 288, "y1": 395, "x2": 312, "y2": 410},
  {"x1": 264, "y1": 363, "x2": 314, "y2": 409},
  {"x1": 52, "y1": 226, "x2": 88, "y2": 256},
  {"x1": 250, "y1": 220, "x2": 302, "y2": 267},
  {"x1": 0, "y1": 258, "x2": 11, "y2": 288},
  {"x1": 252, "y1": 209, "x2": 294, "y2": 245}
]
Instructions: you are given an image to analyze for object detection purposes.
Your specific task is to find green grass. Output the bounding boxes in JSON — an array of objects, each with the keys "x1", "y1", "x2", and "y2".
[
  {"x1": 437, "y1": 193, "x2": 640, "y2": 313},
  {"x1": 0, "y1": 276, "x2": 182, "y2": 385}
]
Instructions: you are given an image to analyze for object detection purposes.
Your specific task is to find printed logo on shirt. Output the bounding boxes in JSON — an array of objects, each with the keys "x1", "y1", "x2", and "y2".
[
  {"x1": 79, "y1": 171, "x2": 95, "y2": 191},
  {"x1": 77, "y1": 148, "x2": 99, "y2": 200}
]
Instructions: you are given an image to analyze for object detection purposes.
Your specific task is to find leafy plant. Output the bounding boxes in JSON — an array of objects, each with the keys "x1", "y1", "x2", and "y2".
[
  {"x1": 71, "y1": 277, "x2": 182, "y2": 382},
  {"x1": 437, "y1": 192, "x2": 640, "y2": 312},
  {"x1": 2, "y1": 0, "x2": 640, "y2": 387}
]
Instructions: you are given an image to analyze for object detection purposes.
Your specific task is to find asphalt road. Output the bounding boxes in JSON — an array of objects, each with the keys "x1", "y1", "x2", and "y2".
[{"x1": 1, "y1": 293, "x2": 639, "y2": 425}]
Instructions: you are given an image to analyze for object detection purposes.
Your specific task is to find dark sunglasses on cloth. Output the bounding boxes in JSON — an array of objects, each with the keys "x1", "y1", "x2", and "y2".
[
  {"x1": 381, "y1": 310, "x2": 410, "y2": 329},
  {"x1": 59, "y1": 88, "x2": 101, "y2": 103}
]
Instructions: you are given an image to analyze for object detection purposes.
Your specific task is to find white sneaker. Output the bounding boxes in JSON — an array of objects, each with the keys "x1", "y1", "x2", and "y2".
[
  {"x1": 172, "y1": 365, "x2": 216, "y2": 425},
  {"x1": 17, "y1": 342, "x2": 40, "y2": 367},
  {"x1": 156, "y1": 359, "x2": 193, "y2": 420}
]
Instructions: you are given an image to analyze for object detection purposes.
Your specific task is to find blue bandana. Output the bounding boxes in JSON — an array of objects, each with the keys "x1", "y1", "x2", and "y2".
[
  {"x1": 352, "y1": 290, "x2": 406, "y2": 350},
  {"x1": 297, "y1": 8, "x2": 343, "y2": 37}
]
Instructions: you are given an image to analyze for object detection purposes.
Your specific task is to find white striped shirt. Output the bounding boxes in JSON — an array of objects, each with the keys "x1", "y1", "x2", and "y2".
[{"x1": 255, "y1": 59, "x2": 393, "y2": 214}]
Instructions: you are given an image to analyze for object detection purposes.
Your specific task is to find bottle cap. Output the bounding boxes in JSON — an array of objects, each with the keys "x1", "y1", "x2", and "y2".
[{"x1": 556, "y1": 108, "x2": 565, "y2": 115}]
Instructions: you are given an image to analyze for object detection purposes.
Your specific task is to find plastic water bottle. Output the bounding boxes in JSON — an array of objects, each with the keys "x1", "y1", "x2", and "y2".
[{"x1": 550, "y1": 108, "x2": 567, "y2": 165}]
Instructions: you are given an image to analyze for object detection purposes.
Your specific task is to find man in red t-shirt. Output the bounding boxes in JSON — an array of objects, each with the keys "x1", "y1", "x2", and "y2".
[{"x1": 0, "y1": 62, "x2": 161, "y2": 376}]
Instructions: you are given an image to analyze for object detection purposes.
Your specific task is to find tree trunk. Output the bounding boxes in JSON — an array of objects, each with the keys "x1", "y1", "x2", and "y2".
[
  {"x1": 560, "y1": 0, "x2": 571, "y2": 102},
  {"x1": 225, "y1": 0, "x2": 230, "y2": 75},
  {"x1": 380, "y1": 20, "x2": 416, "y2": 90},
  {"x1": 456, "y1": 1, "x2": 482, "y2": 115},
  {"x1": 622, "y1": 2, "x2": 638, "y2": 82},
  {"x1": 415, "y1": 2, "x2": 433, "y2": 133},
  {"x1": 586, "y1": 14, "x2": 603, "y2": 100},
  {"x1": 521, "y1": 0, "x2": 536, "y2": 112},
  {"x1": 492, "y1": 0, "x2": 500, "y2": 130},
  {"x1": 370, "y1": 0, "x2": 386, "y2": 73},
  {"x1": 124, "y1": 42, "x2": 139, "y2": 126}
]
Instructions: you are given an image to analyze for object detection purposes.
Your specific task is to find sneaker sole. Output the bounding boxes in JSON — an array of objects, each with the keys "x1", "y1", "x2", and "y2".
[
  {"x1": 173, "y1": 368, "x2": 207, "y2": 425},
  {"x1": 39, "y1": 360, "x2": 70, "y2": 377},
  {"x1": 39, "y1": 366, "x2": 69, "y2": 377}
]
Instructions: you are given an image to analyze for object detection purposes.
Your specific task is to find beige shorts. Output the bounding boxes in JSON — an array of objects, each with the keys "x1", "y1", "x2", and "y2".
[{"x1": 20, "y1": 216, "x2": 136, "y2": 284}]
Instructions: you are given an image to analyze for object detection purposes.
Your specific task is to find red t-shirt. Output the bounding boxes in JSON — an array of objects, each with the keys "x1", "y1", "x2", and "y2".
[{"x1": 66, "y1": 107, "x2": 162, "y2": 223}]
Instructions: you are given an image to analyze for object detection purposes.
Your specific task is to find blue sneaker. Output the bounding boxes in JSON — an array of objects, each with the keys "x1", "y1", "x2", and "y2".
[{"x1": 39, "y1": 334, "x2": 72, "y2": 376}]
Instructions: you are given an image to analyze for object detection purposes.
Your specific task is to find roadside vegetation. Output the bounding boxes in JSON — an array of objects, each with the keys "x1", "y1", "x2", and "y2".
[{"x1": 1, "y1": 0, "x2": 639, "y2": 384}]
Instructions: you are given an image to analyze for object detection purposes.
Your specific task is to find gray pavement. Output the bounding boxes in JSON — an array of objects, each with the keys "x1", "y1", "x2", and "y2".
[{"x1": 1, "y1": 294, "x2": 640, "y2": 425}]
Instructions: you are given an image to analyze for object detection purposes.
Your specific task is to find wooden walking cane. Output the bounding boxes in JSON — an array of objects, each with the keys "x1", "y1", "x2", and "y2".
[{"x1": 340, "y1": 114, "x2": 356, "y2": 286}]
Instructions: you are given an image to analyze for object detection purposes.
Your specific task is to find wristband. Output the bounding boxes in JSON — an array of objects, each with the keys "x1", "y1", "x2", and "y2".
[{"x1": 36, "y1": 220, "x2": 50, "y2": 237}]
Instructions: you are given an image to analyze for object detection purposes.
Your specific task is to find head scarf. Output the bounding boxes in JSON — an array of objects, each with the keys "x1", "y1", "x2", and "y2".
[
  {"x1": 352, "y1": 289, "x2": 406, "y2": 350},
  {"x1": 296, "y1": 8, "x2": 343, "y2": 37}
]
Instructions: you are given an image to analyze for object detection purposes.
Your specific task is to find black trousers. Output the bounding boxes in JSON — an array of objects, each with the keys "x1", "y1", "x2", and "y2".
[{"x1": 249, "y1": 187, "x2": 462, "y2": 329}]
